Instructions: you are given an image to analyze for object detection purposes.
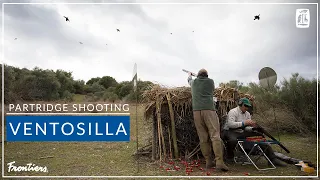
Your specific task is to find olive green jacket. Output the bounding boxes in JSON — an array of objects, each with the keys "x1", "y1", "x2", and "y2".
[{"x1": 188, "y1": 75, "x2": 216, "y2": 111}]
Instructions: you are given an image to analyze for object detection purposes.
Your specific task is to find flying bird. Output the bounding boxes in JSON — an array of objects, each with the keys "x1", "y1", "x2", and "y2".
[
  {"x1": 14, "y1": 38, "x2": 17, "y2": 40},
  {"x1": 63, "y1": 16, "x2": 70, "y2": 22},
  {"x1": 192, "y1": 31, "x2": 194, "y2": 32},
  {"x1": 254, "y1": 14, "x2": 260, "y2": 20},
  {"x1": 79, "y1": 42, "x2": 83, "y2": 44},
  {"x1": 116, "y1": 29, "x2": 120, "y2": 32},
  {"x1": 170, "y1": 33, "x2": 172, "y2": 35}
]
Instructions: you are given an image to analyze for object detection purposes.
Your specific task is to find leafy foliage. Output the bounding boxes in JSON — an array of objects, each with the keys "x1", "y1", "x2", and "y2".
[
  {"x1": 0, "y1": 64, "x2": 154, "y2": 103},
  {"x1": 278, "y1": 73, "x2": 317, "y2": 132},
  {"x1": 219, "y1": 77, "x2": 317, "y2": 134},
  {"x1": 0, "y1": 64, "x2": 316, "y2": 134}
]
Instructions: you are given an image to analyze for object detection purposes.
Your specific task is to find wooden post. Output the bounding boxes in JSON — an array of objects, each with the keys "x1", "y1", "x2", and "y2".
[
  {"x1": 168, "y1": 127, "x2": 172, "y2": 159},
  {"x1": 156, "y1": 99, "x2": 162, "y2": 162},
  {"x1": 166, "y1": 93, "x2": 179, "y2": 159},
  {"x1": 159, "y1": 112, "x2": 167, "y2": 161},
  {"x1": 152, "y1": 110, "x2": 157, "y2": 161}
]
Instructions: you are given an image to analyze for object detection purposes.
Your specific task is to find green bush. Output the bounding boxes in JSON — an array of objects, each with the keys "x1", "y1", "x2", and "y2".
[
  {"x1": 2, "y1": 64, "x2": 316, "y2": 135},
  {"x1": 73, "y1": 80, "x2": 85, "y2": 94},
  {"x1": 103, "y1": 91, "x2": 119, "y2": 102},
  {"x1": 94, "y1": 91, "x2": 105, "y2": 98},
  {"x1": 62, "y1": 90, "x2": 74, "y2": 102},
  {"x1": 246, "y1": 73, "x2": 317, "y2": 134},
  {"x1": 98, "y1": 76, "x2": 118, "y2": 89},
  {"x1": 278, "y1": 73, "x2": 317, "y2": 132},
  {"x1": 91, "y1": 82, "x2": 105, "y2": 93}
]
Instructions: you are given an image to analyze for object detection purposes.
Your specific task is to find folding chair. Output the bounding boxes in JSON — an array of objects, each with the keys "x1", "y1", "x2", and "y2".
[{"x1": 234, "y1": 137, "x2": 280, "y2": 171}]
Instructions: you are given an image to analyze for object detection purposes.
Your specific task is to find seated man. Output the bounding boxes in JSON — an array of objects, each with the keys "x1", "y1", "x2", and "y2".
[{"x1": 222, "y1": 98, "x2": 286, "y2": 167}]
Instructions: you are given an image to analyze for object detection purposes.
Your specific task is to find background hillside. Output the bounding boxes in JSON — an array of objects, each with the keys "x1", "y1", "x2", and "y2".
[{"x1": 0, "y1": 64, "x2": 317, "y2": 135}]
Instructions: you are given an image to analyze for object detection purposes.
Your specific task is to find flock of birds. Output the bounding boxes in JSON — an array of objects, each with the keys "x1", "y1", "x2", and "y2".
[
  {"x1": 62, "y1": 16, "x2": 119, "y2": 45},
  {"x1": 13, "y1": 14, "x2": 261, "y2": 43}
]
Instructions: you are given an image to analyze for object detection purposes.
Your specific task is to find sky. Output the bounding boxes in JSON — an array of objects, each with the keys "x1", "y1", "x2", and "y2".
[{"x1": 0, "y1": 0, "x2": 318, "y2": 87}]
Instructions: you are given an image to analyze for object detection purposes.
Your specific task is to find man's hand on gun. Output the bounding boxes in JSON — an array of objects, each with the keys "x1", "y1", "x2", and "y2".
[
  {"x1": 244, "y1": 119, "x2": 263, "y2": 132},
  {"x1": 244, "y1": 119, "x2": 256, "y2": 126}
]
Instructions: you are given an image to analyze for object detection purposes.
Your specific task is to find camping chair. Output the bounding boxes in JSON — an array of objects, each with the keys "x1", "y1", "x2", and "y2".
[{"x1": 233, "y1": 137, "x2": 280, "y2": 171}]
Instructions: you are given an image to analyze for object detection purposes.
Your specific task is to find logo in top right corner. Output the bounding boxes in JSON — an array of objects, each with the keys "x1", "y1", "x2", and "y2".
[{"x1": 296, "y1": 9, "x2": 310, "y2": 28}]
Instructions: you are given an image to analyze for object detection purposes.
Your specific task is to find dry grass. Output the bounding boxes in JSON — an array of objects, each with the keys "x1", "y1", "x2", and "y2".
[
  {"x1": 1, "y1": 103, "x2": 318, "y2": 179},
  {"x1": 142, "y1": 85, "x2": 255, "y2": 120}
]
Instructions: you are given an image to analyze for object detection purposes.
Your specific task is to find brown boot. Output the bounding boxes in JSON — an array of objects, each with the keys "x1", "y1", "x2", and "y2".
[
  {"x1": 212, "y1": 140, "x2": 229, "y2": 171},
  {"x1": 206, "y1": 155, "x2": 214, "y2": 170},
  {"x1": 200, "y1": 142, "x2": 214, "y2": 170}
]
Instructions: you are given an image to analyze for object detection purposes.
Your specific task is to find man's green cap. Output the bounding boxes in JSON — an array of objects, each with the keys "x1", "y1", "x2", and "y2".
[{"x1": 240, "y1": 98, "x2": 252, "y2": 107}]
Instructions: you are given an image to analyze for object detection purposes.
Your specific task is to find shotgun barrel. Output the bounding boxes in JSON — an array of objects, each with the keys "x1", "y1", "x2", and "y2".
[
  {"x1": 256, "y1": 124, "x2": 290, "y2": 153},
  {"x1": 182, "y1": 69, "x2": 197, "y2": 77}
]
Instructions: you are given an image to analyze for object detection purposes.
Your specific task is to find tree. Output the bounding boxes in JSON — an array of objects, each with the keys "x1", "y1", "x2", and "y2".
[
  {"x1": 20, "y1": 68, "x2": 61, "y2": 101},
  {"x1": 55, "y1": 69, "x2": 75, "y2": 98},
  {"x1": 98, "y1": 76, "x2": 118, "y2": 89},
  {"x1": 0, "y1": 64, "x2": 16, "y2": 103},
  {"x1": 106, "y1": 86, "x2": 116, "y2": 93},
  {"x1": 278, "y1": 73, "x2": 317, "y2": 131},
  {"x1": 90, "y1": 82, "x2": 105, "y2": 93},
  {"x1": 118, "y1": 82, "x2": 133, "y2": 99},
  {"x1": 124, "y1": 80, "x2": 154, "y2": 102},
  {"x1": 73, "y1": 80, "x2": 85, "y2": 94},
  {"x1": 103, "y1": 91, "x2": 119, "y2": 102},
  {"x1": 225, "y1": 80, "x2": 243, "y2": 89},
  {"x1": 86, "y1": 77, "x2": 101, "y2": 85}
]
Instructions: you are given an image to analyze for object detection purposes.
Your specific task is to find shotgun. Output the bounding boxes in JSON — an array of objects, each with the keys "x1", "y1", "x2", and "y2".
[
  {"x1": 182, "y1": 69, "x2": 197, "y2": 77},
  {"x1": 254, "y1": 124, "x2": 290, "y2": 153}
]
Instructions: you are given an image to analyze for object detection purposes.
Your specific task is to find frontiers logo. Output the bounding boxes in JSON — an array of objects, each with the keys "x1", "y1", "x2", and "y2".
[
  {"x1": 7, "y1": 161, "x2": 48, "y2": 173},
  {"x1": 296, "y1": 9, "x2": 310, "y2": 28}
]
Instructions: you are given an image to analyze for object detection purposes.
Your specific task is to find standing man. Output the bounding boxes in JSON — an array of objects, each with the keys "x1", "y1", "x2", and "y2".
[
  {"x1": 188, "y1": 69, "x2": 229, "y2": 171},
  {"x1": 222, "y1": 98, "x2": 286, "y2": 166}
]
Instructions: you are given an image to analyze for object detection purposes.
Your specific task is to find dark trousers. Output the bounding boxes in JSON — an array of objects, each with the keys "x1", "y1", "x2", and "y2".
[{"x1": 222, "y1": 130, "x2": 276, "y2": 160}]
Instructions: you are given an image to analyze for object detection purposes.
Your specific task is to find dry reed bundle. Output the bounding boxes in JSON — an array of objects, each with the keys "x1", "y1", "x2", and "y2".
[{"x1": 138, "y1": 84, "x2": 255, "y2": 161}]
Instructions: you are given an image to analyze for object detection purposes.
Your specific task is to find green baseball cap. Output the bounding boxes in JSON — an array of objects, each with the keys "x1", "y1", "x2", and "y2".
[{"x1": 240, "y1": 98, "x2": 252, "y2": 107}]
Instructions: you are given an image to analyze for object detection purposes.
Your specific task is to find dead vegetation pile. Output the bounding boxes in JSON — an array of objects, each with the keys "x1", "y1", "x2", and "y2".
[{"x1": 136, "y1": 85, "x2": 255, "y2": 161}]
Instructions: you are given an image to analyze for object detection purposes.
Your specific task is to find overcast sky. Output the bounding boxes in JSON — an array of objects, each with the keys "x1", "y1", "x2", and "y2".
[{"x1": 1, "y1": 0, "x2": 318, "y2": 87}]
